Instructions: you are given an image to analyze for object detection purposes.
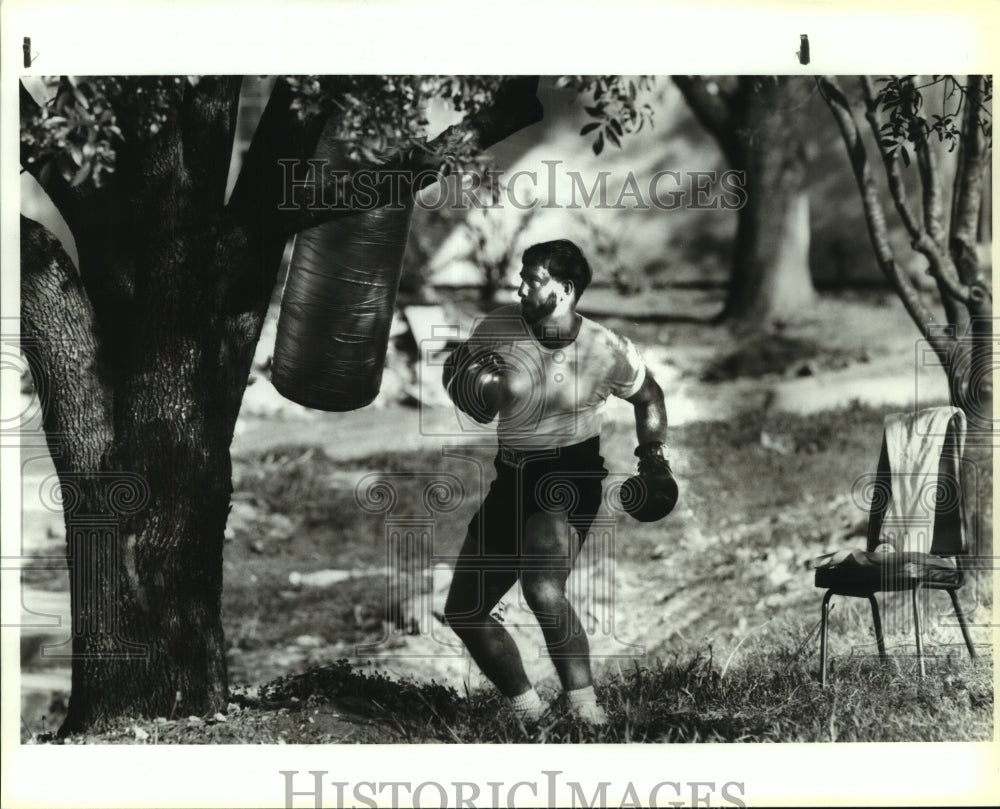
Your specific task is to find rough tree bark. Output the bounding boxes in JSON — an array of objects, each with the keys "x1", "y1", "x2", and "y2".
[
  {"x1": 20, "y1": 75, "x2": 543, "y2": 734},
  {"x1": 673, "y1": 75, "x2": 817, "y2": 328}
]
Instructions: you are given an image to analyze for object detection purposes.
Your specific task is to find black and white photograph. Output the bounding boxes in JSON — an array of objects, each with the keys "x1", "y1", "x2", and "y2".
[{"x1": 2, "y1": 2, "x2": 997, "y2": 808}]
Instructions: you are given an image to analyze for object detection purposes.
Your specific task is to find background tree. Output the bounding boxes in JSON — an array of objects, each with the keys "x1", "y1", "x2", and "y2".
[
  {"x1": 672, "y1": 75, "x2": 817, "y2": 328},
  {"x1": 818, "y1": 75, "x2": 992, "y2": 428},
  {"x1": 464, "y1": 205, "x2": 540, "y2": 304},
  {"x1": 19, "y1": 74, "x2": 544, "y2": 733}
]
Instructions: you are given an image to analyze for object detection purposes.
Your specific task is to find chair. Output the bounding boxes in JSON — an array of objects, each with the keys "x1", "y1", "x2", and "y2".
[{"x1": 811, "y1": 406, "x2": 976, "y2": 685}]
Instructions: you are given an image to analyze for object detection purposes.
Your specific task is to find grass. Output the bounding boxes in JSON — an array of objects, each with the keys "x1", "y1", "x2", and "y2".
[
  {"x1": 37, "y1": 639, "x2": 991, "y2": 745},
  {"x1": 267, "y1": 642, "x2": 992, "y2": 744}
]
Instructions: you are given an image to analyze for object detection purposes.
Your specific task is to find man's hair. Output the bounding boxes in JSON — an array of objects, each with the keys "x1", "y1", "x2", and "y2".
[{"x1": 522, "y1": 239, "x2": 592, "y2": 300}]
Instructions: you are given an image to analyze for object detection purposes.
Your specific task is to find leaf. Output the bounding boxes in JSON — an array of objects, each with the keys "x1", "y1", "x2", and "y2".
[
  {"x1": 900, "y1": 145, "x2": 910, "y2": 167},
  {"x1": 70, "y1": 161, "x2": 92, "y2": 187},
  {"x1": 580, "y1": 122, "x2": 600, "y2": 135},
  {"x1": 38, "y1": 160, "x2": 53, "y2": 187},
  {"x1": 584, "y1": 105, "x2": 604, "y2": 117},
  {"x1": 610, "y1": 118, "x2": 623, "y2": 137},
  {"x1": 606, "y1": 127, "x2": 621, "y2": 148},
  {"x1": 593, "y1": 133, "x2": 604, "y2": 156}
]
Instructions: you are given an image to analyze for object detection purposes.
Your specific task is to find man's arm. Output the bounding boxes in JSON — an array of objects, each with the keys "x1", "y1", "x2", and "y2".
[
  {"x1": 625, "y1": 370, "x2": 667, "y2": 447},
  {"x1": 621, "y1": 369, "x2": 678, "y2": 521}
]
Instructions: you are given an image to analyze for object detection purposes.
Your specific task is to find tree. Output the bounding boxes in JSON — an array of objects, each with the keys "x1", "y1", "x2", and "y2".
[
  {"x1": 818, "y1": 75, "x2": 992, "y2": 428},
  {"x1": 672, "y1": 76, "x2": 817, "y2": 328},
  {"x1": 19, "y1": 74, "x2": 544, "y2": 733},
  {"x1": 464, "y1": 205, "x2": 540, "y2": 304}
]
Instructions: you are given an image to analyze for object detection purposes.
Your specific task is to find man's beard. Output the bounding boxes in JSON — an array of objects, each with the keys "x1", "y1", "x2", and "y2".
[{"x1": 520, "y1": 292, "x2": 558, "y2": 324}]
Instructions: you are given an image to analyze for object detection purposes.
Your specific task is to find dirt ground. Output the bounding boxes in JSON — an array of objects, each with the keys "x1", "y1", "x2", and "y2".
[{"x1": 19, "y1": 287, "x2": 987, "y2": 733}]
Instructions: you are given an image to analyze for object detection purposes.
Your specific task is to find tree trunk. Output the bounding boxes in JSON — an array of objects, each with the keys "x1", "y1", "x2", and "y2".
[
  {"x1": 725, "y1": 173, "x2": 814, "y2": 326},
  {"x1": 723, "y1": 78, "x2": 816, "y2": 327},
  {"x1": 60, "y1": 457, "x2": 231, "y2": 731},
  {"x1": 673, "y1": 76, "x2": 817, "y2": 329},
  {"x1": 22, "y1": 200, "x2": 272, "y2": 733},
  {"x1": 951, "y1": 298, "x2": 993, "y2": 435}
]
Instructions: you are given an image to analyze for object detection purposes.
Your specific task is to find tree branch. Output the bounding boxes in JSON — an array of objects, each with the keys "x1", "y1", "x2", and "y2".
[
  {"x1": 278, "y1": 76, "x2": 545, "y2": 234},
  {"x1": 818, "y1": 77, "x2": 950, "y2": 361},
  {"x1": 225, "y1": 76, "x2": 327, "y2": 230},
  {"x1": 858, "y1": 77, "x2": 970, "y2": 312},
  {"x1": 181, "y1": 76, "x2": 244, "y2": 211},
  {"x1": 950, "y1": 74, "x2": 991, "y2": 285},
  {"x1": 859, "y1": 78, "x2": 923, "y2": 239},
  {"x1": 914, "y1": 136, "x2": 973, "y2": 317},
  {"x1": 219, "y1": 76, "x2": 544, "y2": 310},
  {"x1": 672, "y1": 76, "x2": 740, "y2": 164},
  {"x1": 21, "y1": 216, "x2": 114, "y2": 475},
  {"x1": 915, "y1": 135, "x2": 947, "y2": 248}
]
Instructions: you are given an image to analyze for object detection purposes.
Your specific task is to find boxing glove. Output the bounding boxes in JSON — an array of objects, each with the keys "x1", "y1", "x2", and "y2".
[
  {"x1": 620, "y1": 441, "x2": 679, "y2": 522},
  {"x1": 443, "y1": 342, "x2": 506, "y2": 424}
]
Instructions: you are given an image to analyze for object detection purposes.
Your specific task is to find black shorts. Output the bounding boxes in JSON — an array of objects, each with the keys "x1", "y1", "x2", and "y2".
[{"x1": 466, "y1": 436, "x2": 608, "y2": 557}]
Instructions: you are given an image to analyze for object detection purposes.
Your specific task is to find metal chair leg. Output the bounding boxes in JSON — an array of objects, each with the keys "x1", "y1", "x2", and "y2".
[
  {"x1": 819, "y1": 590, "x2": 835, "y2": 686},
  {"x1": 948, "y1": 589, "x2": 976, "y2": 660},
  {"x1": 911, "y1": 585, "x2": 925, "y2": 677},
  {"x1": 866, "y1": 594, "x2": 887, "y2": 659}
]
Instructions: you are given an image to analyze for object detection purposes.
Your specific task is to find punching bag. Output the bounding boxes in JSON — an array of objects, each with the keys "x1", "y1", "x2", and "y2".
[{"x1": 271, "y1": 159, "x2": 415, "y2": 411}]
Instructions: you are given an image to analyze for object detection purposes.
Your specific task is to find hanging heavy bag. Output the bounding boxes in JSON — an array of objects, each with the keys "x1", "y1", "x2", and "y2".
[
  {"x1": 620, "y1": 441, "x2": 679, "y2": 522},
  {"x1": 270, "y1": 142, "x2": 415, "y2": 411}
]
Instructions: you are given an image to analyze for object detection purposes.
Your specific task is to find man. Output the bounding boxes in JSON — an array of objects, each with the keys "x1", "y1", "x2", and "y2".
[{"x1": 442, "y1": 239, "x2": 670, "y2": 725}]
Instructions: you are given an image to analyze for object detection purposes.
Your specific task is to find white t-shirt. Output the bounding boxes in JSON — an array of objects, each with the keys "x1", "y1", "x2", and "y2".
[{"x1": 468, "y1": 304, "x2": 646, "y2": 449}]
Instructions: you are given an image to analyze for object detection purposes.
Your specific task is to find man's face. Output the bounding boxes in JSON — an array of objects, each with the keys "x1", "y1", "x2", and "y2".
[{"x1": 517, "y1": 263, "x2": 569, "y2": 323}]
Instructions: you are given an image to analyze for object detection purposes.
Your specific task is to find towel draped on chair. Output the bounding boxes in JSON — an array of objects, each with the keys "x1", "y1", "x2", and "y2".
[{"x1": 810, "y1": 406, "x2": 975, "y2": 683}]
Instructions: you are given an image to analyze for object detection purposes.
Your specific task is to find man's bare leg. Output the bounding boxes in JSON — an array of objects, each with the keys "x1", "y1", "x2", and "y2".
[
  {"x1": 443, "y1": 531, "x2": 528, "y2": 698},
  {"x1": 518, "y1": 511, "x2": 594, "y2": 692}
]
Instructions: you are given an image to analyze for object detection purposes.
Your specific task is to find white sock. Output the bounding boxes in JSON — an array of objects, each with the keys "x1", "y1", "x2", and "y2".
[
  {"x1": 509, "y1": 688, "x2": 546, "y2": 722},
  {"x1": 566, "y1": 686, "x2": 607, "y2": 725}
]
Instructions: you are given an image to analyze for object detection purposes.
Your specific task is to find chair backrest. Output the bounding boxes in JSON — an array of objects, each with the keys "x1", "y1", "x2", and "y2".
[{"x1": 865, "y1": 407, "x2": 967, "y2": 556}]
